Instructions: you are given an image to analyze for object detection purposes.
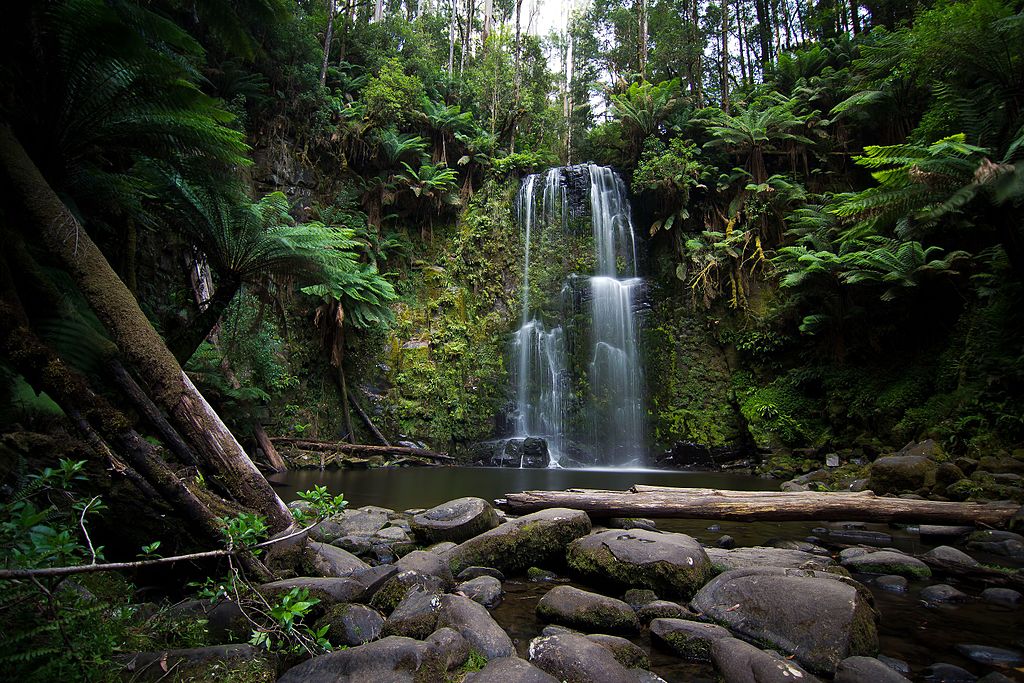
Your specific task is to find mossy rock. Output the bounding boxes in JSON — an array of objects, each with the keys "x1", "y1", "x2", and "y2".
[
  {"x1": 649, "y1": 618, "x2": 731, "y2": 662},
  {"x1": 868, "y1": 455, "x2": 938, "y2": 495},
  {"x1": 566, "y1": 529, "x2": 712, "y2": 599},
  {"x1": 446, "y1": 508, "x2": 591, "y2": 576},
  {"x1": 839, "y1": 550, "x2": 931, "y2": 579},
  {"x1": 118, "y1": 645, "x2": 275, "y2": 683},
  {"x1": 535, "y1": 585, "x2": 639, "y2": 634}
]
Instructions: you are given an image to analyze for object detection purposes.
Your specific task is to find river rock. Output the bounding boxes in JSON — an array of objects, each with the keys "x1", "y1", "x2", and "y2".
[
  {"x1": 691, "y1": 567, "x2": 878, "y2": 674},
  {"x1": 376, "y1": 526, "x2": 411, "y2": 542},
  {"x1": 840, "y1": 550, "x2": 931, "y2": 578},
  {"x1": 869, "y1": 455, "x2": 938, "y2": 494},
  {"x1": 636, "y1": 600, "x2": 692, "y2": 623},
  {"x1": 649, "y1": 618, "x2": 731, "y2": 661},
  {"x1": 919, "y1": 525, "x2": 974, "y2": 540},
  {"x1": 623, "y1": 588, "x2": 659, "y2": 608},
  {"x1": 527, "y1": 633, "x2": 639, "y2": 683},
  {"x1": 411, "y1": 497, "x2": 500, "y2": 544},
  {"x1": 456, "y1": 575, "x2": 504, "y2": 608},
  {"x1": 711, "y1": 637, "x2": 822, "y2": 683},
  {"x1": 463, "y1": 656, "x2": 559, "y2": 683},
  {"x1": 875, "y1": 575, "x2": 909, "y2": 593},
  {"x1": 977, "y1": 455, "x2": 1024, "y2": 475},
  {"x1": 277, "y1": 635, "x2": 443, "y2": 683},
  {"x1": 828, "y1": 528, "x2": 894, "y2": 544},
  {"x1": 383, "y1": 588, "x2": 442, "y2": 639},
  {"x1": 536, "y1": 585, "x2": 639, "y2": 634},
  {"x1": 351, "y1": 564, "x2": 399, "y2": 598},
  {"x1": 437, "y1": 594, "x2": 515, "y2": 660},
  {"x1": 303, "y1": 541, "x2": 371, "y2": 577},
  {"x1": 336, "y1": 508, "x2": 390, "y2": 536},
  {"x1": 920, "y1": 662, "x2": 978, "y2": 682},
  {"x1": 921, "y1": 584, "x2": 971, "y2": 604},
  {"x1": 585, "y1": 634, "x2": 649, "y2": 669},
  {"x1": 370, "y1": 570, "x2": 448, "y2": 614},
  {"x1": 259, "y1": 577, "x2": 364, "y2": 606},
  {"x1": 316, "y1": 603, "x2": 384, "y2": 646},
  {"x1": 954, "y1": 644, "x2": 1024, "y2": 667},
  {"x1": 447, "y1": 508, "x2": 592, "y2": 575},
  {"x1": 428, "y1": 541, "x2": 457, "y2": 554},
  {"x1": 566, "y1": 529, "x2": 712, "y2": 598},
  {"x1": 981, "y1": 587, "x2": 1021, "y2": 607},
  {"x1": 425, "y1": 627, "x2": 471, "y2": 670},
  {"x1": 119, "y1": 644, "x2": 274, "y2": 683},
  {"x1": 456, "y1": 566, "x2": 505, "y2": 582},
  {"x1": 397, "y1": 549, "x2": 455, "y2": 590},
  {"x1": 923, "y1": 545, "x2": 979, "y2": 566},
  {"x1": 834, "y1": 656, "x2": 910, "y2": 682},
  {"x1": 522, "y1": 437, "x2": 551, "y2": 468},
  {"x1": 966, "y1": 530, "x2": 1024, "y2": 559},
  {"x1": 707, "y1": 546, "x2": 834, "y2": 571}
]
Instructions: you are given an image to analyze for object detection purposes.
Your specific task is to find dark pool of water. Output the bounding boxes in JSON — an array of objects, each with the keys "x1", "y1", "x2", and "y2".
[{"x1": 271, "y1": 467, "x2": 1024, "y2": 682}]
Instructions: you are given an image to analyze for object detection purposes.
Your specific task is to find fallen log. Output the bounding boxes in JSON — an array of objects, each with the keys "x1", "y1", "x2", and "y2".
[
  {"x1": 270, "y1": 438, "x2": 454, "y2": 462},
  {"x1": 500, "y1": 486, "x2": 1019, "y2": 527}
]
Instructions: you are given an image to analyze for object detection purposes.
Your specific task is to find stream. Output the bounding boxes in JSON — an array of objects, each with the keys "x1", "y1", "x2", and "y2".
[{"x1": 271, "y1": 467, "x2": 1024, "y2": 681}]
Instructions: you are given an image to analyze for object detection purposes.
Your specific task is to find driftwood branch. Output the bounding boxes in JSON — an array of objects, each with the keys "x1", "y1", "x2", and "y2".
[
  {"x1": 0, "y1": 522, "x2": 314, "y2": 580},
  {"x1": 271, "y1": 438, "x2": 454, "y2": 462},
  {"x1": 499, "y1": 486, "x2": 1020, "y2": 527}
]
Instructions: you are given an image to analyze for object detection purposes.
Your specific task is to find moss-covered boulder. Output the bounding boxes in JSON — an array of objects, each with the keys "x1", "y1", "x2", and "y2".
[
  {"x1": 315, "y1": 603, "x2": 384, "y2": 647},
  {"x1": 691, "y1": 567, "x2": 879, "y2": 675},
  {"x1": 535, "y1": 585, "x2": 639, "y2": 634},
  {"x1": 565, "y1": 529, "x2": 712, "y2": 599},
  {"x1": 410, "y1": 497, "x2": 500, "y2": 544},
  {"x1": 302, "y1": 541, "x2": 370, "y2": 578},
  {"x1": 436, "y1": 594, "x2": 515, "y2": 660},
  {"x1": 527, "y1": 633, "x2": 640, "y2": 683},
  {"x1": 446, "y1": 508, "x2": 591, "y2": 575},
  {"x1": 277, "y1": 636, "x2": 445, "y2": 683},
  {"x1": 382, "y1": 588, "x2": 442, "y2": 639},
  {"x1": 711, "y1": 637, "x2": 822, "y2": 683},
  {"x1": 649, "y1": 618, "x2": 731, "y2": 662},
  {"x1": 839, "y1": 550, "x2": 931, "y2": 579},
  {"x1": 868, "y1": 455, "x2": 938, "y2": 494},
  {"x1": 118, "y1": 644, "x2": 275, "y2": 683},
  {"x1": 585, "y1": 634, "x2": 650, "y2": 669}
]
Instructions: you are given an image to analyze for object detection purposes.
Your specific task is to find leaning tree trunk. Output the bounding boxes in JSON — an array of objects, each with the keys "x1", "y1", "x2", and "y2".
[{"x1": 0, "y1": 125, "x2": 293, "y2": 534}]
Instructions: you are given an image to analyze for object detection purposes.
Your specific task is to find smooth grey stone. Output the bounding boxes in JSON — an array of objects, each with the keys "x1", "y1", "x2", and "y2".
[
  {"x1": 425, "y1": 626, "x2": 470, "y2": 671},
  {"x1": 953, "y1": 643, "x2": 1024, "y2": 667},
  {"x1": 396, "y1": 549, "x2": 455, "y2": 591},
  {"x1": 316, "y1": 603, "x2": 384, "y2": 647},
  {"x1": 920, "y1": 662, "x2": 977, "y2": 682},
  {"x1": 536, "y1": 585, "x2": 639, "y2": 634},
  {"x1": 875, "y1": 575, "x2": 909, "y2": 593},
  {"x1": 834, "y1": 656, "x2": 909, "y2": 682},
  {"x1": 464, "y1": 656, "x2": 559, "y2": 683},
  {"x1": 456, "y1": 575, "x2": 504, "y2": 608},
  {"x1": 981, "y1": 587, "x2": 1021, "y2": 607},
  {"x1": 923, "y1": 545, "x2": 979, "y2": 567},
  {"x1": 456, "y1": 566, "x2": 506, "y2": 582},
  {"x1": 411, "y1": 497, "x2": 500, "y2": 544},
  {"x1": 527, "y1": 633, "x2": 638, "y2": 683},
  {"x1": 277, "y1": 636, "x2": 439, "y2": 682},
  {"x1": 302, "y1": 541, "x2": 370, "y2": 577},
  {"x1": 437, "y1": 594, "x2": 515, "y2": 660},
  {"x1": 711, "y1": 637, "x2": 822, "y2": 683},
  {"x1": 921, "y1": 584, "x2": 971, "y2": 604},
  {"x1": 586, "y1": 633, "x2": 650, "y2": 669}
]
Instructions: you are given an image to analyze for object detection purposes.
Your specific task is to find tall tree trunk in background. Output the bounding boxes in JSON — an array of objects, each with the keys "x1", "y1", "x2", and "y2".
[
  {"x1": 320, "y1": 0, "x2": 335, "y2": 86},
  {"x1": 449, "y1": 0, "x2": 457, "y2": 74},
  {"x1": 482, "y1": 0, "x2": 493, "y2": 44},
  {"x1": 374, "y1": 0, "x2": 384, "y2": 22},
  {"x1": 754, "y1": 0, "x2": 772, "y2": 69},
  {"x1": 0, "y1": 125, "x2": 294, "y2": 534},
  {"x1": 460, "y1": 0, "x2": 474, "y2": 74},
  {"x1": 691, "y1": 0, "x2": 703, "y2": 106},
  {"x1": 512, "y1": 0, "x2": 523, "y2": 145},
  {"x1": 637, "y1": 0, "x2": 648, "y2": 78},
  {"x1": 167, "y1": 272, "x2": 240, "y2": 363},
  {"x1": 721, "y1": 0, "x2": 730, "y2": 112},
  {"x1": 849, "y1": 0, "x2": 860, "y2": 34},
  {"x1": 736, "y1": 0, "x2": 748, "y2": 85}
]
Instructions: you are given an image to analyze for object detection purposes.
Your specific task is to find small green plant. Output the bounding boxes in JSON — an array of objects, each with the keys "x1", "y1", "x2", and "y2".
[
  {"x1": 249, "y1": 587, "x2": 330, "y2": 654},
  {"x1": 137, "y1": 541, "x2": 162, "y2": 559},
  {"x1": 218, "y1": 513, "x2": 269, "y2": 554},
  {"x1": 292, "y1": 485, "x2": 347, "y2": 525}
]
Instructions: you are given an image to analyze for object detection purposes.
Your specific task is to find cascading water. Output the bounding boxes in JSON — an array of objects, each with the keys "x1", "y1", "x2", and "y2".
[{"x1": 510, "y1": 164, "x2": 645, "y2": 467}]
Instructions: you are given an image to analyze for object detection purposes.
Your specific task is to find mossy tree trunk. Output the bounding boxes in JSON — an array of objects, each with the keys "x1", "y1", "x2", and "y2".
[{"x1": 0, "y1": 124, "x2": 293, "y2": 534}]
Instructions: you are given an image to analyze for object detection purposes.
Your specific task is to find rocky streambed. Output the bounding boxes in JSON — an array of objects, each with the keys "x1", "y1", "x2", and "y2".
[{"x1": 125, "y1": 493, "x2": 1024, "y2": 682}]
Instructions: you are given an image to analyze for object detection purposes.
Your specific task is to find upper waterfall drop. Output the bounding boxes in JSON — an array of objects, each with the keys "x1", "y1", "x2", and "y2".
[{"x1": 510, "y1": 163, "x2": 646, "y2": 468}]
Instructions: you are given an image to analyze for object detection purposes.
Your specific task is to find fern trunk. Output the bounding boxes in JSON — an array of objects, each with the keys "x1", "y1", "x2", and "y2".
[
  {"x1": 167, "y1": 273, "x2": 241, "y2": 364},
  {"x1": 0, "y1": 124, "x2": 293, "y2": 534}
]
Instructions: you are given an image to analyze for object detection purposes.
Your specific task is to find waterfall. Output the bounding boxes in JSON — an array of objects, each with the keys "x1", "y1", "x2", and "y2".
[{"x1": 510, "y1": 164, "x2": 645, "y2": 467}]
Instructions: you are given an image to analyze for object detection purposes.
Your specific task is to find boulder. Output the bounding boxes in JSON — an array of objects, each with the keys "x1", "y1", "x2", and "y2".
[
  {"x1": 691, "y1": 567, "x2": 878, "y2": 674},
  {"x1": 923, "y1": 546, "x2": 979, "y2": 567},
  {"x1": 119, "y1": 644, "x2": 274, "y2": 683},
  {"x1": 316, "y1": 603, "x2": 384, "y2": 646},
  {"x1": 980, "y1": 587, "x2": 1021, "y2": 607},
  {"x1": 606, "y1": 517, "x2": 658, "y2": 532},
  {"x1": 953, "y1": 644, "x2": 1024, "y2": 667},
  {"x1": 535, "y1": 585, "x2": 639, "y2": 634},
  {"x1": 369, "y1": 570, "x2": 448, "y2": 614},
  {"x1": 456, "y1": 575, "x2": 504, "y2": 608},
  {"x1": 303, "y1": 542, "x2": 370, "y2": 577},
  {"x1": 869, "y1": 455, "x2": 938, "y2": 494},
  {"x1": 464, "y1": 657, "x2": 559, "y2": 683},
  {"x1": 425, "y1": 627, "x2": 471, "y2": 671},
  {"x1": 331, "y1": 508, "x2": 390, "y2": 536},
  {"x1": 586, "y1": 634, "x2": 649, "y2": 669},
  {"x1": 527, "y1": 633, "x2": 639, "y2": 683},
  {"x1": 622, "y1": 588, "x2": 659, "y2": 608},
  {"x1": 566, "y1": 529, "x2": 712, "y2": 598},
  {"x1": 834, "y1": 656, "x2": 910, "y2": 682},
  {"x1": 383, "y1": 588, "x2": 442, "y2": 639},
  {"x1": 649, "y1": 618, "x2": 731, "y2": 661},
  {"x1": 706, "y1": 546, "x2": 834, "y2": 572},
  {"x1": 258, "y1": 577, "x2": 364, "y2": 607},
  {"x1": 840, "y1": 550, "x2": 931, "y2": 579},
  {"x1": 636, "y1": 600, "x2": 692, "y2": 623},
  {"x1": 920, "y1": 662, "x2": 978, "y2": 682},
  {"x1": 397, "y1": 549, "x2": 455, "y2": 590},
  {"x1": 920, "y1": 584, "x2": 971, "y2": 604},
  {"x1": 976, "y1": 455, "x2": 1024, "y2": 475},
  {"x1": 277, "y1": 636, "x2": 443, "y2": 683},
  {"x1": 711, "y1": 637, "x2": 822, "y2": 683},
  {"x1": 447, "y1": 508, "x2": 592, "y2": 575},
  {"x1": 456, "y1": 566, "x2": 505, "y2": 582},
  {"x1": 875, "y1": 575, "x2": 909, "y2": 593},
  {"x1": 437, "y1": 594, "x2": 515, "y2": 660},
  {"x1": 522, "y1": 437, "x2": 551, "y2": 468},
  {"x1": 411, "y1": 497, "x2": 500, "y2": 545},
  {"x1": 166, "y1": 599, "x2": 248, "y2": 643}
]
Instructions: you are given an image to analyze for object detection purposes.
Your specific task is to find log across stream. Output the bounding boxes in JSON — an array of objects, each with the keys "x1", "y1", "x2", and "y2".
[{"x1": 498, "y1": 484, "x2": 1021, "y2": 527}]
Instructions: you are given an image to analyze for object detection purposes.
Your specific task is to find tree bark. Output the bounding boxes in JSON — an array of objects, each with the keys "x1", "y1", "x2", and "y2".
[
  {"x1": 721, "y1": 0, "x2": 730, "y2": 112},
  {"x1": 499, "y1": 485, "x2": 1020, "y2": 527},
  {"x1": 347, "y1": 387, "x2": 390, "y2": 446},
  {"x1": 0, "y1": 124, "x2": 293, "y2": 534},
  {"x1": 320, "y1": 0, "x2": 336, "y2": 86},
  {"x1": 167, "y1": 272, "x2": 240, "y2": 364}
]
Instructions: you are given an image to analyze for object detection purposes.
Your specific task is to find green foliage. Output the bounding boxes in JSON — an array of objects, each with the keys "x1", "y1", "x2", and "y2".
[
  {"x1": 363, "y1": 58, "x2": 426, "y2": 128},
  {"x1": 218, "y1": 513, "x2": 269, "y2": 553},
  {"x1": 293, "y1": 485, "x2": 348, "y2": 525}
]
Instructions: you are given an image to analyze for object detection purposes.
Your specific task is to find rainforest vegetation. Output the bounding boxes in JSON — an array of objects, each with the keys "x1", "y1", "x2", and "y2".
[{"x1": 0, "y1": 0, "x2": 1023, "y2": 680}]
